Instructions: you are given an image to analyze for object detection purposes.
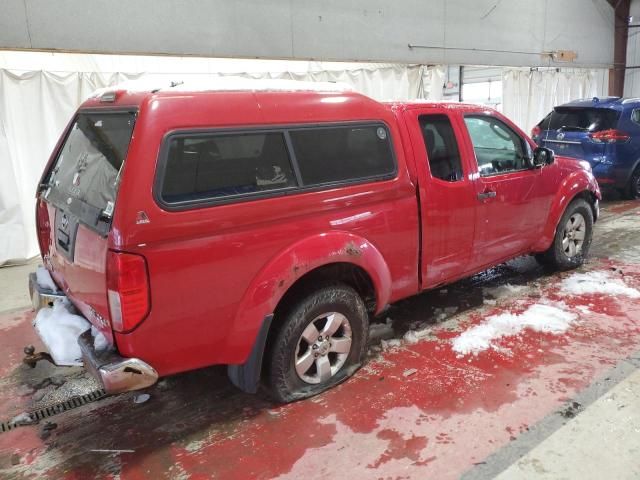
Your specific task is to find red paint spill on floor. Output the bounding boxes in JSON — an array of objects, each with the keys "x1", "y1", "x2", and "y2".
[{"x1": 1, "y1": 262, "x2": 640, "y2": 479}]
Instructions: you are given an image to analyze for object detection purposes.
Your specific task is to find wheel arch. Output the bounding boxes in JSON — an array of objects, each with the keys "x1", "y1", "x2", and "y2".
[
  {"x1": 532, "y1": 171, "x2": 600, "y2": 252},
  {"x1": 226, "y1": 231, "x2": 392, "y2": 393}
]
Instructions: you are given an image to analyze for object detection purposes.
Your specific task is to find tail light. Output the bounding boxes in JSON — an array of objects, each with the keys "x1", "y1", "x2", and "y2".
[
  {"x1": 589, "y1": 129, "x2": 630, "y2": 143},
  {"x1": 36, "y1": 199, "x2": 51, "y2": 257},
  {"x1": 531, "y1": 125, "x2": 542, "y2": 139},
  {"x1": 107, "y1": 251, "x2": 150, "y2": 333}
]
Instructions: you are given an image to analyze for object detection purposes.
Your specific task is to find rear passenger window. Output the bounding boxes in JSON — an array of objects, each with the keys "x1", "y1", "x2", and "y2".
[
  {"x1": 161, "y1": 132, "x2": 297, "y2": 203},
  {"x1": 289, "y1": 125, "x2": 395, "y2": 186},
  {"x1": 419, "y1": 114, "x2": 463, "y2": 182}
]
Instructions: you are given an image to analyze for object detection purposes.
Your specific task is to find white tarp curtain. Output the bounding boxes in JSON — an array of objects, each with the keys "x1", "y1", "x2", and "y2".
[
  {"x1": 502, "y1": 68, "x2": 610, "y2": 134},
  {"x1": 0, "y1": 51, "x2": 445, "y2": 265}
]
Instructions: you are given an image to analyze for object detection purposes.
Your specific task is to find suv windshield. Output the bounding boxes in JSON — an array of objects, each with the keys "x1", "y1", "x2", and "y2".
[
  {"x1": 540, "y1": 107, "x2": 618, "y2": 132},
  {"x1": 44, "y1": 111, "x2": 136, "y2": 230}
]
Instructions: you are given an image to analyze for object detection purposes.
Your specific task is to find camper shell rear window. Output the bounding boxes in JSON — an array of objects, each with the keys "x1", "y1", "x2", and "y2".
[{"x1": 43, "y1": 110, "x2": 136, "y2": 235}]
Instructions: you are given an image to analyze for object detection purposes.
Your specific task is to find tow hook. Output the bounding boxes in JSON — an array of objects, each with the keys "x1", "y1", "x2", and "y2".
[{"x1": 23, "y1": 345, "x2": 54, "y2": 368}]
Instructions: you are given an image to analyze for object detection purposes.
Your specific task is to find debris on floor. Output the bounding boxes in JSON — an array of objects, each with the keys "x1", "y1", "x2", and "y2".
[
  {"x1": 558, "y1": 401, "x2": 583, "y2": 419},
  {"x1": 133, "y1": 393, "x2": 151, "y2": 404},
  {"x1": 10, "y1": 412, "x2": 36, "y2": 426}
]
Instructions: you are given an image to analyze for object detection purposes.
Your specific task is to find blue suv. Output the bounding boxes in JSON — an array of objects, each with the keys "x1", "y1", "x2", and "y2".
[{"x1": 532, "y1": 97, "x2": 640, "y2": 199}]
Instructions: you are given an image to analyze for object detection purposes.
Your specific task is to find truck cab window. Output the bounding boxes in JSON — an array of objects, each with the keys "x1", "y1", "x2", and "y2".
[
  {"x1": 418, "y1": 114, "x2": 463, "y2": 182},
  {"x1": 464, "y1": 115, "x2": 528, "y2": 176}
]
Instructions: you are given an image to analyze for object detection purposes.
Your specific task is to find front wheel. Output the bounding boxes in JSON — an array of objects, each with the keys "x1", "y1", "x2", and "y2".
[
  {"x1": 265, "y1": 284, "x2": 369, "y2": 403},
  {"x1": 536, "y1": 198, "x2": 594, "y2": 270}
]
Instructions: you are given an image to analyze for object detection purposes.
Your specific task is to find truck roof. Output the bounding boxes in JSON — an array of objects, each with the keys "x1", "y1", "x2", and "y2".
[
  {"x1": 80, "y1": 78, "x2": 395, "y2": 126},
  {"x1": 385, "y1": 100, "x2": 495, "y2": 113}
]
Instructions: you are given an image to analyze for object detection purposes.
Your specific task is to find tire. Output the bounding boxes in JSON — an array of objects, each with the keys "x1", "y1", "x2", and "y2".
[
  {"x1": 536, "y1": 198, "x2": 594, "y2": 270},
  {"x1": 623, "y1": 166, "x2": 640, "y2": 200},
  {"x1": 265, "y1": 283, "x2": 369, "y2": 403}
]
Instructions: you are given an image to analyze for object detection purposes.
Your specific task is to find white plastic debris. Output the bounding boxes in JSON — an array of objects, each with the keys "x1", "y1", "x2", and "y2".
[
  {"x1": 133, "y1": 393, "x2": 150, "y2": 404},
  {"x1": 36, "y1": 266, "x2": 58, "y2": 292},
  {"x1": 403, "y1": 368, "x2": 417, "y2": 377},
  {"x1": 11, "y1": 412, "x2": 36, "y2": 426},
  {"x1": 561, "y1": 271, "x2": 640, "y2": 298},
  {"x1": 452, "y1": 304, "x2": 577, "y2": 356},
  {"x1": 33, "y1": 300, "x2": 91, "y2": 366}
]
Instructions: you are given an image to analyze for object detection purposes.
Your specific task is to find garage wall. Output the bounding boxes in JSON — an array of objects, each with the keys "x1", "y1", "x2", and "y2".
[
  {"x1": 502, "y1": 67, "x2": 609, "y2": 133},
  {"x1": 1, "y1": 0, "x2": 614, "y2": 68}
]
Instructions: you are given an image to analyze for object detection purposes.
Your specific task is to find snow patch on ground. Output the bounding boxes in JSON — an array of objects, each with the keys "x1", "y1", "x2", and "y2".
[
  {"x1": 369, "y1": 317, "x2": 394, "y2": 341},
  {"x1": 403, "y1": 327, "x2": 432, "y2": 344},
  {"x1": 561, "y1": 271, "x2": 640, "y2": 298},
  {"x1": 452, "y1": 304, "x2": 577, "y2": 356},
  {"x1": 483, "y1": 283, "x2": 528, "y2": 300},
  {"x1": 36, "y1": 265, "x2": 58, "y2": 292},
  {"x1": 33, "y1": 300, "x2": 91, "y2": 366},
  {"x1": 380, "y1": 339, "x2": 402, "y2": 351}
]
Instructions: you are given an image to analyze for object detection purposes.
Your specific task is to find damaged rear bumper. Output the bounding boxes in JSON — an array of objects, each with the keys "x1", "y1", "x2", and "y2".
[
  {"x1": 77, "y1": 330, "x2": 158, "y2": 394},
  {"x1": 29, "y1": 272, "x2": 158, "y2": 394}
]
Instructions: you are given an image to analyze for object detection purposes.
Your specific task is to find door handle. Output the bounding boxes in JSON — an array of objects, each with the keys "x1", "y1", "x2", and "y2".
[{"x1": 477, "y1": 190, "x2": 497, "y2": 200}]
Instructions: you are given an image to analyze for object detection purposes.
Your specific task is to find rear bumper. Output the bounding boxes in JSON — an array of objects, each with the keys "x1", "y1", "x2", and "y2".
[
  {"x1": 29, "y1": 272, "x2": 158, "y2": 394},
  {"x1": 78, "y1": 330, "x2": 158, "y2": 394}
]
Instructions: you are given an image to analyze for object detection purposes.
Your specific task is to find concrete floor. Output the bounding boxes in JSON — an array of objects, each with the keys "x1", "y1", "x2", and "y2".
[
  {"x1": 0, "y1": 199, "x2": 639, "y2": 479},
  {"x1": 0, "y1": 258, "x2": 38, "y2": 313}
]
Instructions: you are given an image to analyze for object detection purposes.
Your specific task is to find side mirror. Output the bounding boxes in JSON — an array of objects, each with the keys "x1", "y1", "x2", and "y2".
[{"x1": 532, "y1": 147, "x2": 554, "y2": 168}]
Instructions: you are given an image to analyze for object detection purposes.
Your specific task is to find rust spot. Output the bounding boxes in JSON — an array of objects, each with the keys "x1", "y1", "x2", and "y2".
[
  {"x1": 293, "y1": 265, "x2": 301, "y2": 274},
  {"x1": 345, "y1": 242, "x2": 362, "y2": 257},
  {"x1": 278, "y1": 280, "x2": 285, "y2": 288}
]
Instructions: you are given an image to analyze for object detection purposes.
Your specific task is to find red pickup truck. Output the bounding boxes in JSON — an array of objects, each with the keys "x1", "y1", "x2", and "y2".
[{"x1": 29, "y1": 81, "x2": 600, "y2": 402}]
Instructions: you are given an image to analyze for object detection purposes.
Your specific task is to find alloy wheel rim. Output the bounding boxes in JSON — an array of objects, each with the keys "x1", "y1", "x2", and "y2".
[
  {"x1": 294, "y1": 312, "x2": 353, "y2": 384},
  {"x1": 562, "y1": 212, "x2": 586, "y2": 258}
]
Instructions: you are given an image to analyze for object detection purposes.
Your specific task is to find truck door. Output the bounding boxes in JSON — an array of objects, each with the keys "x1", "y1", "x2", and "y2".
[
  {"x1": 405, "y1": 109, "x2": 476, "y2": 289},
  {"x1": 462, "y1": 114, "x2": 549, "y2": 269}
]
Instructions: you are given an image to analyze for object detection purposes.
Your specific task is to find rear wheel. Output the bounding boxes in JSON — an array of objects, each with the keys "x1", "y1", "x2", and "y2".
[
  {"x1": 624, "y1": 166, "x2": 640, "y2": 200},
  {"x1": 265, "y1": 284, "x2": 369, "y2": 403},
  {"x1": 535, "y1": 198, "x2": 594, "y2": 270}
]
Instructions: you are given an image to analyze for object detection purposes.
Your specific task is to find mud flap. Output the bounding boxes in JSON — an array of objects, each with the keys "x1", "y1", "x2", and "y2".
[{"x1": 227, "y1": 314, "x2": 273, "y2": 394}]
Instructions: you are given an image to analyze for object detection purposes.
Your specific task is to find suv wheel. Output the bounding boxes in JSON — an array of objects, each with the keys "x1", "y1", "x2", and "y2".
[
  {"x1": 625, "y1": 166, "x2": 640, "y2": 200},
  {"x1": 536, "y1": 198, "x2": 594, "y2": 270},
  {"x1": 265, "y1": 284, "x2": 369, "y2": 403}
]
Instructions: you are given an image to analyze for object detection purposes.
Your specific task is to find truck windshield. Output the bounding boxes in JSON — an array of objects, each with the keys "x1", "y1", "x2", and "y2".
[{"x1": 44, "y1": 111, "x2": 135, "y2": 225}]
